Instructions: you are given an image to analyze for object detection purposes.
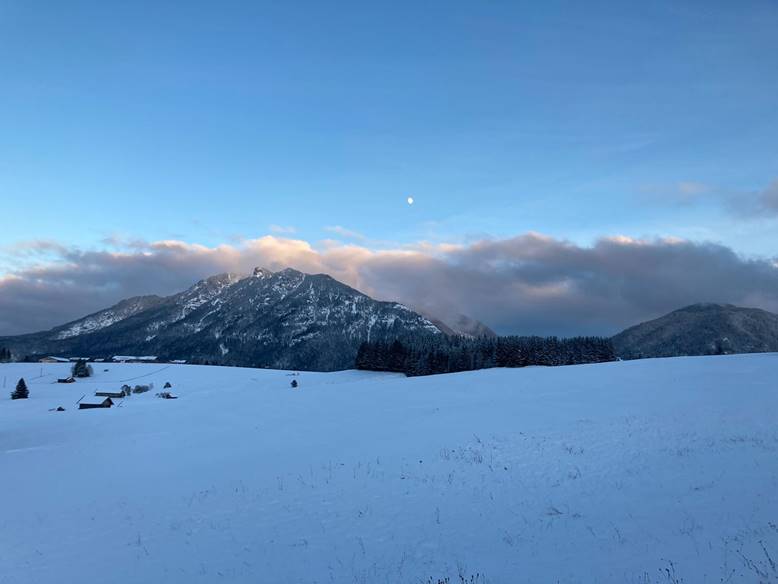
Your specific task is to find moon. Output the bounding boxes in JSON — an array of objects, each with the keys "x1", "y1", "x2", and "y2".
[{"x1": 407, "y1": 196, "x2": 414, "y2": 205}]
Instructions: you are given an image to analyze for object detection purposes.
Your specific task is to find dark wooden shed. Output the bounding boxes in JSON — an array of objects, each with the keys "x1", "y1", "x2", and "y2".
[
  {"x1": 78, "y1": 397, "x2": 113, "y2": 410},
  {"x1": 95, "y1": 390, "x2": 124, "y2": 399}
]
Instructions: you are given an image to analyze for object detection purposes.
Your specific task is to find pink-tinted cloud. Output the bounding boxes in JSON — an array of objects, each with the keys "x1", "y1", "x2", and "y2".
[{"x1": 2, "y1": 233, "x2": 778, "y2": 337}]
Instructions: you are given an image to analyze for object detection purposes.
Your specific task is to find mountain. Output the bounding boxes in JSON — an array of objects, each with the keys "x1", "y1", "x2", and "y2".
[
  {"x1": 420, "y1": 312, "x2": 497, "y2": 338},
  {"x1": 445, "y1": 314, "x2": 497, "y2": 338},
  {"x1": 612, "y1": 303, "x2": 778, "y2": 359},
  {"x1": 0, "y1": 268, "x2": 445, "y2": 371}
]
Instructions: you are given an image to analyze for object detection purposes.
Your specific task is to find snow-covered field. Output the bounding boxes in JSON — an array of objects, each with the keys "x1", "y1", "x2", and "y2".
[{"x1": 1, "y1": 355, "x2": 777, "y2": 583}]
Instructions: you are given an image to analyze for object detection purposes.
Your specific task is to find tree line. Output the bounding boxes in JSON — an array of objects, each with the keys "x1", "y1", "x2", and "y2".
[{"x1": 356, "y1": 334, "x2": 616, "y2": 376}]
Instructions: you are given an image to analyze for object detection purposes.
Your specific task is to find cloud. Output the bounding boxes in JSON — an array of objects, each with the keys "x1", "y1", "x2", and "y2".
[
  {"x1": 268, "y1": 224, "x2": 297, "y2": 234},
  {"x1": 639, "y1": 181, "x2": 713, "y2": 205},
  {"x1": 676, "y1": 181, "x2": 711, "y2": 200},
  {"x1": 2, "y1": 233, "x2": 778, "y2": 337},
  {"x1": 642, "y1": 178, "x2": 778, "y2": 218},
  {"x1": 324, "y1": 225, "x2": 367, "y2": 241},
  {"x1": 751, "y1": 180, "x2": 778, "y2": 216}
]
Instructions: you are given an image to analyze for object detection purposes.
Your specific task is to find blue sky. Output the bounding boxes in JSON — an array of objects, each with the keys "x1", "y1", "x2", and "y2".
[{"x1": 1, "y1": 0, "x2": 777, "y2": 254}]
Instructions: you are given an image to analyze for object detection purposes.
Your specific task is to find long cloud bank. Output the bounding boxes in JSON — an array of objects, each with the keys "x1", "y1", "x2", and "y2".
[{"x1": 2, "y1": 233, "x2": 778, "y2": 337}]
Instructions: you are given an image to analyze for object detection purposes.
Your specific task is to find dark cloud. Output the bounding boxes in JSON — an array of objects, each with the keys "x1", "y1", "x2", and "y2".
[{"x1": 2, "y1": 234, "x2": 778, "y2": 337}]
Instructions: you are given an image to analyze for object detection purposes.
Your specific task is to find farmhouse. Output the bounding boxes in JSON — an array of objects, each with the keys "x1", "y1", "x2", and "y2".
[
  {"x1": 78, "y1": 397, "x2": 113, "y2": 410},
  {"x1": 95, "y1": 390, "x2": 125, "y2": 399},
  {"x1": 39, "y1": 356, "x2": 69, "y2": 364},
  {"x1": 112, "y1": 355, "x2": 159, "y2": 363}
]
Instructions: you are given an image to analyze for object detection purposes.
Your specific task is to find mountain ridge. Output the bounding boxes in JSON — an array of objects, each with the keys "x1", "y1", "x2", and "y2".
[{"x1": 0, "y1": 267, "x2": 450, "y2": 370}]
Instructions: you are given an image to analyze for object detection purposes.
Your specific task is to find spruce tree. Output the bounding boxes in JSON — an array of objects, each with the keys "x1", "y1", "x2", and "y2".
[
  {"x1": 72, "y1": 359, "x2": 92, "y2": 378},
  {"x1": 11, "y1": 378, "x2": 29, "y2": 400}
]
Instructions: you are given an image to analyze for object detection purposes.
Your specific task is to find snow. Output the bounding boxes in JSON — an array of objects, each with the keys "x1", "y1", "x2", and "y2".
[
  {"x1": 55, "y1": 312, "x2": 129, "y2": 339},
  {"x1": 54, "y1": 297, "x2": 160, "y2": 340},
  {"x1": 1, "y1": 354, "x2": 777, "y2": 583}
]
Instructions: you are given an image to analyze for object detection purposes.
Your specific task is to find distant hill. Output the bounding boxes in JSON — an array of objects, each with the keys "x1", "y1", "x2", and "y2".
[
  {"x1": 420, "y1": 312, "x2": 497, "y2": 338},
  {"x1": 0, "y1": 267, "x2": 446, "y2": 371},
  {"x1": 444, "y1": 314, "x2": 497, "y2": 338},
  {"x1": 612, "y1": 303, "x2": 778, "y2": 359}
]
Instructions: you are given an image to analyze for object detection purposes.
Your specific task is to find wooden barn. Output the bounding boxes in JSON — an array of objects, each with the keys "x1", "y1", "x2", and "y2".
[
  {"x1": 78, "y1": 397, "x2": 113, "y2": 410},
  {"x1": 95, "y1": 390, "x2": 125, "y2": 399}
]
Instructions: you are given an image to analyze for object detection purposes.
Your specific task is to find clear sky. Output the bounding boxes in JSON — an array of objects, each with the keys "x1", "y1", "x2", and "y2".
[{"x1": 2, "y1": 0, "x2": 777, "y2": 253}]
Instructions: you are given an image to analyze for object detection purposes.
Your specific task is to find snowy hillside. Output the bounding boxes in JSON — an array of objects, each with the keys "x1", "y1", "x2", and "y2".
[
  {"x1": 613, "y1": 303, "x2": 778, "y2": 359},
  {"x1": 1, "y1": 355, "x2": 777, "y2": 583},
  {"x1": 52, "y1": 295, "x2": 165, "y2": 340}
]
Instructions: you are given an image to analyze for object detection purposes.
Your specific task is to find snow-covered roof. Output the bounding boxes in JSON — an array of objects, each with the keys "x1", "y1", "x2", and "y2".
[
  {"x1": 112, "y1": 355, "x2": 158, "y2": 362},
  {"x1": 79, "y1": 397, "x2": 111, "y2": 405},
  {"x1": 43, "y1": 356, "x2": 70, "y2": 363},
  {"x1": 170, "y1": 359, "x2": 187, "y2": 364}
]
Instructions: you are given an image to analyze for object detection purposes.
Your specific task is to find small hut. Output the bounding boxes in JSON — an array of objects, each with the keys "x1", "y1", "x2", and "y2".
[
  {"x1": 95, "y1": 390, "x2": 125, "y2": 398},
  {"x1": 78, "y1": 397, "x2": 113, "y2": 410},
  {"x1": 57, "y1": 376, "x2": 76, "y2": 384}
]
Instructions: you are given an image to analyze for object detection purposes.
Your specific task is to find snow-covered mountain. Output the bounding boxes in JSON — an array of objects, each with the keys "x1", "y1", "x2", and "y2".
[
  {"x1": 613, "y1": 302, "x2": 778, "y2": 359},
  {"x1": 1, "y1": 268, "x2": 444, "y2": 370},
  {"x1": 419, "y1": 311, "x2": 497, "y2": 338},
  {"x1": 443, "y1": 313, "x2": 497, "y2": 338}
]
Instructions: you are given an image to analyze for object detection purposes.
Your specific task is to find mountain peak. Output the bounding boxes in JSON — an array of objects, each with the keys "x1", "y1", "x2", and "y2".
[
  {"x1": 279, "y1": 267, "x2": 302, "y2": 276},
  {"x1": 252, "y1": 267, "x2": 274, "y2": 279}
]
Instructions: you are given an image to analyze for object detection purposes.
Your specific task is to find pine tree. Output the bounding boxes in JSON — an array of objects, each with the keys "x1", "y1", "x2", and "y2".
[
  {"x1": 11, "y1": 378, "x2": 29, "y2": 400},
  {"x1": 71, "y1": 359, "x2": 92, "y2": 378}
]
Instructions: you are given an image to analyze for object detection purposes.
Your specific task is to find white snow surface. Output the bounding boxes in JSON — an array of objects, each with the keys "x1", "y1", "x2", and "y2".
[{"x1": 1, "y1": 354, "x2": 777, "y2": 583}]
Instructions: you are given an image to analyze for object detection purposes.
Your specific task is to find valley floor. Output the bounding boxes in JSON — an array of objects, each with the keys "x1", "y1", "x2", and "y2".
[{"x1": 1, "y1": 355, "x2": 777, "y2": 583}]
